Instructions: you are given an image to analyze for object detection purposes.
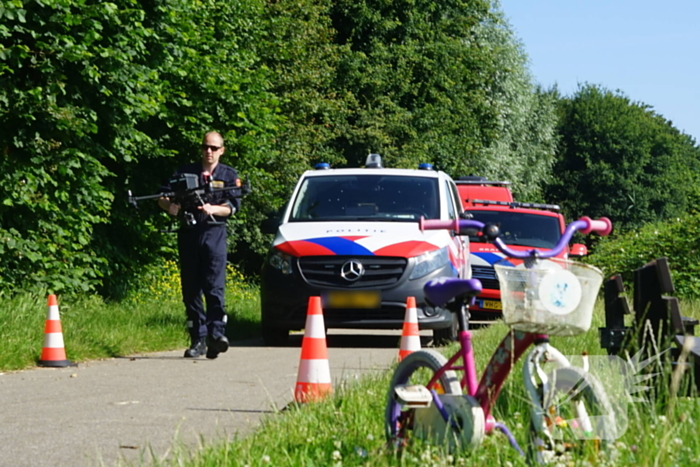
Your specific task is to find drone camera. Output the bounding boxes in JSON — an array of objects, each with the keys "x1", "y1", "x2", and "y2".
[{"x1": 169, "y1": 173, "x2": 199, "y2": 192}]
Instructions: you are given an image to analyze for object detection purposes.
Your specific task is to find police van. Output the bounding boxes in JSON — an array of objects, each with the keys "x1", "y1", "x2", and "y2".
[{"x1": 259, "y1": 155, "x2": 469, "y2": 345}]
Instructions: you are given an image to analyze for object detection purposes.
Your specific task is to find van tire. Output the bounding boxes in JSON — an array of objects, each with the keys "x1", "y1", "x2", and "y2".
[
  {"x1": 262, "y1": 326, "x2": 289, "y2": 346},
  {"x1": 432, "y1": 315, "x2": 458, "y2": 345}
]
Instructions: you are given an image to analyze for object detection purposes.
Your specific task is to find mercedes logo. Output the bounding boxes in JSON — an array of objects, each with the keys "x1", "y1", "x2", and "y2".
[{"x1": 340, "y1": 260, "x2": 365, "y2": 282}]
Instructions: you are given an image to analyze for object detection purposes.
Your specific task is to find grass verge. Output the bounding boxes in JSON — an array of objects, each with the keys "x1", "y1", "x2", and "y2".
[{"x1": 0, "y1": 261, "x2": 260, "y2": 372}]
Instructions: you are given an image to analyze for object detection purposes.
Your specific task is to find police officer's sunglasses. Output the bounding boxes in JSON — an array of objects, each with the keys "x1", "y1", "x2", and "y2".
[{"x1": 201, "y1": 144, "x2": 222, "y2": 151}]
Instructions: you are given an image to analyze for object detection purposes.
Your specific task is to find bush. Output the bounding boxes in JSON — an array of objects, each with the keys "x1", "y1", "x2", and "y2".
[{"x1": 586, "y1": 212, "x2": 700, "y2": 298}]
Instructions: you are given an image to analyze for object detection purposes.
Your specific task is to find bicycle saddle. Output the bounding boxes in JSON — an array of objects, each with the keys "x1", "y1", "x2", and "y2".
[{"x1": 424, "y1": 277, "x2": 482, "y2": 308}]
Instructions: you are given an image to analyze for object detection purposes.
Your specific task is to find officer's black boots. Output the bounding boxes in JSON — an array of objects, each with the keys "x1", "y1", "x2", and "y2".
[
  {"x1": 206, "y1": 335, "x2": 229, "y2": 359},
  {"x1": 184, "y1": 338, "x2": 207, "y2": 358}
]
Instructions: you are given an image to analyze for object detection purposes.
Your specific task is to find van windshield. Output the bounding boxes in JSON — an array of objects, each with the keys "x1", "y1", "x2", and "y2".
[
  {"x1": 466, "y1": 210, "x2": 561, "y2": 249},
  {"x1": 289, "y1": 175, "x2": 440, "y2": 222}
]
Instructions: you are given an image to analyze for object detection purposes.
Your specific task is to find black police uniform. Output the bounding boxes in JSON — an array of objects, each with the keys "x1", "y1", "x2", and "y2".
[{"x1": 165, "y1": 162, "x2": 241, "y2": 344}]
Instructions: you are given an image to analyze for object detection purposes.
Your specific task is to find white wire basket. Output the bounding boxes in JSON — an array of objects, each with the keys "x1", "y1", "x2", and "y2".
[{"x1": 493, "y1": 258, "x2": 604, "y2": 336}]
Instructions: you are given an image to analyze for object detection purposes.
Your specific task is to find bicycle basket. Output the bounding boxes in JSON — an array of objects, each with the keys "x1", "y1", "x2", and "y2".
[{"x1": 493, "y1": 258, "x2": 604, "y2": 336}]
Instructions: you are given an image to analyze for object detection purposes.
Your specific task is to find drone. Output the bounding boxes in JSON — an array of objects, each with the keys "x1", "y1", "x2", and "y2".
[{"x1": 128, "y1": 172, "x2": 251, "y2": 228}]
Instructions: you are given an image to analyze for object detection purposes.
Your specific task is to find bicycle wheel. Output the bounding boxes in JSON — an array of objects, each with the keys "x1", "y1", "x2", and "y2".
[
  {"x1": 529, "y1": 366, "x2": 616, "y2": 463},
  {"x1": 385, "y1": 349, "x2": 482, "y2": 450}
]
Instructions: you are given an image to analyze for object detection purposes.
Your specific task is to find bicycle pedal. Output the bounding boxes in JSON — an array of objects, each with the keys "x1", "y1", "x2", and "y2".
[{"x1": 394, "y1": 384, "x2": 433, "y2": 408}]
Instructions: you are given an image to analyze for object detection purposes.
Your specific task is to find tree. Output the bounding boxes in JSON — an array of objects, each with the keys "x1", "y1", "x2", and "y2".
[
  {"x1": 466, "y1": 5, "x2": 559, "y2": 200},
  {"x1": 0, "y1": 0, "x2": 280, "y2": 296},
  {"x1": 545, "y1": 84, "x2": 700, "y2": 232},
  {"x1": 229, "y1": 0, "x2": 349, "y2": 275},
  {"x1": 325, "y1": 0, "x2": 557, "y2": 199},
  {"x1": 0, "y1": 1, "x2": 162, "y2": 293}
]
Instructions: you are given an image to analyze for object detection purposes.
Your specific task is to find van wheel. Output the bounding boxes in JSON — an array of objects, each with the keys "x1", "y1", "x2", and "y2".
[
  {"x1": 262, "y1": 326, "x2": 289, "y2": 346},
  {"x1": 432, "y1": 315, "x2": 458, "y2": 345}
]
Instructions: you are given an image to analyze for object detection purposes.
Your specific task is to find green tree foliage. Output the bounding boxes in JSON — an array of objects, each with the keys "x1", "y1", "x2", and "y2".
[
  {"x1": 328, "y1": 0, "x2": 496, "y2": 169},
  {"x1": 545, "y1": 84, "x2": 700, "y2": 232},
  {"x1": 235, "y1": 0, "x2": 349, "y2": 273},
  {"x1": 260, "y1": 0, "x2": 346, "y2": 174},
  {"x1": 0, "y1": 0, "x2": 279, "y2": 296},
  {"x1": 0, "y1": 0, "x2": 159, "y2": 293},
  {"x1": 326, "y1": 0, "x2": 557, "y2": 199},
  {"x1": 587, "y1": 213, "x2": 700, "y2": 299},
  {"x1": 461, "y1": 6, "x2": 558, "y2": 201}
]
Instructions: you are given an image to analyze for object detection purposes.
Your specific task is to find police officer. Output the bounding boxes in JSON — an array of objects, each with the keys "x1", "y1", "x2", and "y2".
[{"x1": 158, "y1": 131, "x2": 241, "y2": 359}]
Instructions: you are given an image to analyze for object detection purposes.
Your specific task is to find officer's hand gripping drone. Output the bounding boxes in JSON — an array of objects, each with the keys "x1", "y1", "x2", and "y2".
[{"x1": 128, "y1": 172, "x2": 251, "y2": 229}]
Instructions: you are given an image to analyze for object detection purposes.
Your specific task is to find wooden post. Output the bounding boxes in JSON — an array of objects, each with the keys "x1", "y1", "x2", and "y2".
[
  {"x1": 599, "y1": 274, "x2": 630, "y2": 356},
  {"x1": 633, "y1": 257, "x2": 674, "y2": 350}
]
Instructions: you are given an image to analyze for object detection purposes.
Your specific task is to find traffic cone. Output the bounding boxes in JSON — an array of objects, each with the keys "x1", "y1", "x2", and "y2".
[
  {"x1": 294, "y1": 296, "x2": 332, "y2": 403},
  {"x1": 38, "y1": 295, "x2": 74, "y2": 367},
  {"x1": 398, "y1": 296, "x2": 421, "y2": 361}
]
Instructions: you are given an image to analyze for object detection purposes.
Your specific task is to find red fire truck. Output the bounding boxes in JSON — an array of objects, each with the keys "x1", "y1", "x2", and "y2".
[{"x1": 455, "y1": 177, "x2": 587, "y2": 319}]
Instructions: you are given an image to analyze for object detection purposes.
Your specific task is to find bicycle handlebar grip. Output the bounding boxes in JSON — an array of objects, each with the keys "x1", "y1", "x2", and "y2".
[
  {"x1": 419, "y1": 218, "x2": 460, "y2": 231},
  {"x1": 578, "y1": 216, "x2": 613, "y2": 236}
]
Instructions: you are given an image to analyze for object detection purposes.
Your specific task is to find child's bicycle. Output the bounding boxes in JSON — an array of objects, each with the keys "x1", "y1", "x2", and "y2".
[{"x1": 385, "y1": 216, "x2": 617, "y2": 463}]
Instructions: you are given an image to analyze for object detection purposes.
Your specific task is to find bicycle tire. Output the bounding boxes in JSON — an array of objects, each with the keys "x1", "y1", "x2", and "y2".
[
  {"x1": 529, "y1": 366, "x2": 616, "y2": 463},
  {"x1": 384, "y1": 349, "x2": 463, "y2": 448}
]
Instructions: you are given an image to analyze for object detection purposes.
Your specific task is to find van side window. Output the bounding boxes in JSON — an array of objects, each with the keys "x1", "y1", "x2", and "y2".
[
  {"x1": 449, "y1": 181, "x2": 463, "y2": 212},
  {"x1": 444, "y1": 180, "x2": 457, "y2": 220}
]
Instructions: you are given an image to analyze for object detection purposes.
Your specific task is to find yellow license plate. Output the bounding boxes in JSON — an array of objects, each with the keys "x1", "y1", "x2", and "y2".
[
  {"x1": 324, "y1": 290, "x2": 381, "y2": 309},
  {"x1": 482, "y1": 300, "x2": 502, "y2": 310}
]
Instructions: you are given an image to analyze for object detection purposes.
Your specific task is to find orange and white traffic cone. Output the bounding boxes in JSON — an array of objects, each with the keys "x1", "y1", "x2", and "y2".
[
  {"x1": 398, "y1": 296, "x2": 421, "y2": 361},
  {"x1": 38, "y1": 294, "x2": 74, "y2": 368},
  {"x1": 294, "y1": 296, "x2": 332, "y2": 403}
]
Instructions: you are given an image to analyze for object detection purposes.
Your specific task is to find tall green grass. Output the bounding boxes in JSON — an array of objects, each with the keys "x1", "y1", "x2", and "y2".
[{"x1": 0, "y1": 260, "x2": 260, "y2": 372}]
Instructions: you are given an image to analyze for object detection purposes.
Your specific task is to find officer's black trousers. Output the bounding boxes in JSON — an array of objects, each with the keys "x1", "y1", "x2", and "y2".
[{"x1": 177, "y1": 226, "x2": 228, "y2": 341}]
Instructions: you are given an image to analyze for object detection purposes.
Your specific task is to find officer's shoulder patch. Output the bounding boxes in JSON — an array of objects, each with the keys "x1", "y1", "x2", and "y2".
[{"x1": 212, "y1": 180, "x2": 224, "y2": 188}]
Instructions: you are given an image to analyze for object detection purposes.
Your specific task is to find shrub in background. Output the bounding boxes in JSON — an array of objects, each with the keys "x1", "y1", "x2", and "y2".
[{"x1": 586, "y1": 212, "x2": 700, "y2": 298}]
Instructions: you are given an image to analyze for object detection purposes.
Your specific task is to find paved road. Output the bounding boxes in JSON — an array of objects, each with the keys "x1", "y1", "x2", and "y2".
[{"x1": 0, "y1": 331, "x2": 430, "y2": 467}]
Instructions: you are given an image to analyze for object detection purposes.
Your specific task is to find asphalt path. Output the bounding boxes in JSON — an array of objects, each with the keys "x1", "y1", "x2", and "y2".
[{"x1": 0, "y1": 330, "x2": 432, "y2": 467}]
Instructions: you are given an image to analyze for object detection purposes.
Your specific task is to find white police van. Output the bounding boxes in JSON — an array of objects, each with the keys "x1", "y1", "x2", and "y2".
[{"x1": 259, "y1": 155, "x2": 469, "y2": 345}]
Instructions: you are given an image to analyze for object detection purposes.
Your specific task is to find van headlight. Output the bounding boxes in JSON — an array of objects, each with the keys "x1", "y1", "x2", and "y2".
[
  {"x1": 269, "y1": 250, "x2": 293, "y2": 274},
  {"x1": 409, "y1": 247, "x2": 450, "y2": 280}
]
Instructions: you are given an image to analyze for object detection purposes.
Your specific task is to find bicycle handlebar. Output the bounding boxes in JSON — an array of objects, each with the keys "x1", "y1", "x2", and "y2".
[
  {"x1": 419, "y1": 216, "x2": 612, "y2": 260},
  {"x1": 577, "y1": 216, "x2": 612, "y2": 236}
]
